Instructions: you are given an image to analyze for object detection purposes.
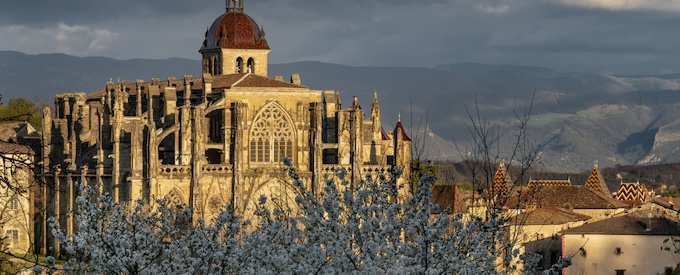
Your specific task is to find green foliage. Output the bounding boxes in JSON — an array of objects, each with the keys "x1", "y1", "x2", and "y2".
[
  {"x1": 410, "y1": 159, "x2": 439, "y2": 194},
  {"x1": 0, "y1": 96, "x2": 44, "y2": 130}
]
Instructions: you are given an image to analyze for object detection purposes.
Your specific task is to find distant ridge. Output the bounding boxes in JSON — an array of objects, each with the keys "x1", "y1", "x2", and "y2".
[{"x1": 6, "y1": 51, "x2": 680, "y2": 172}]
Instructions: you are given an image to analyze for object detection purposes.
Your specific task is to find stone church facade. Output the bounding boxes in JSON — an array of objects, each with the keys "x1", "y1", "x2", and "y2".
[{"x1": 36, "y1": 1, "x2": 411, "y2": 254}]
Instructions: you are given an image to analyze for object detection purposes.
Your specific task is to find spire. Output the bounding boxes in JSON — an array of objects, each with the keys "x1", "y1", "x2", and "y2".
[
  {"x1": 371, "y1": 91, "x2": 380, "y2": 117},
  {"x1": 585, "y1": 160, "x2": 611, "y2": 196},
  {"x1": 491, "y1": 162, "x2": 512, "y2": 196}
]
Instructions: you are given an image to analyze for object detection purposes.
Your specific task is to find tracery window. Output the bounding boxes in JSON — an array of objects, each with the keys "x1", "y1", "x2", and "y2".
[{"x1": 250, "y1": 103, "x2": 294, "y2": 164}]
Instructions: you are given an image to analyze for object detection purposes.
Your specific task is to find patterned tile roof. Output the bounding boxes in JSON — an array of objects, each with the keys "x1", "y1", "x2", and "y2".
[
  {"x1": 491, "y1": 163, "x2": 512, "y2": 195},
  {"x1": 527, "y1": 179, "x2": 571, "y2": 189},
  {"x1": 507, "y1": 185, "x2": 628, "y2": 209},
  {"x1": 615, "y1": 182, "x2": 648, "y2": 202},
  {"x1": 584, "y1": 162, "x2": 611, "y2": 195},
  {"x1": 562, "y1": 211, "x2": 680, "y2": 235}
]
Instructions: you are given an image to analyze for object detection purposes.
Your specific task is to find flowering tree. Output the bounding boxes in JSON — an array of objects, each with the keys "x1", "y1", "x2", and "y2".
[{"x1": 46, "y1": 160, "x2": 539, "y2": 274}]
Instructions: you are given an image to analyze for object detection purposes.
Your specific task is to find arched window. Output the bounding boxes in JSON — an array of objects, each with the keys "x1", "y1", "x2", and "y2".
[
  {"x1": 235, "y1": 57, "x2": 243, "y2": 73},
  {"x1": 213, "y1": 56, "x2": 219, "y2": 75},
  {"x1": 250, "y1": 103, "x2": 294, "y2": 164},
  {"x1": 247, "y1": 57, "x2": 255, "y2": 73}
]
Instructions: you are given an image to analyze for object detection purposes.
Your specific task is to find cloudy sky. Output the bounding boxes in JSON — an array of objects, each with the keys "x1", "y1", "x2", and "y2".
[{"x1": 2, "y1": 0, "x2": 680, "y2": 74}]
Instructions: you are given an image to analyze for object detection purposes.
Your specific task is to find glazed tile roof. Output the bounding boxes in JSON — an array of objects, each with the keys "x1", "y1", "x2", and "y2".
[
  {"x1": 562, "y1": 211, "x2": 680, "y2": 235},
  {"x1": 584, "y1": 163, "x2": 611, "y2": 195},
  {"x1": 527, "y1": 179, "x2": 571, "y2": 189},
  {"x1": 512, "y1": 207, "x2": 590, "y2": 225},
  {"x1": 431, "y1": 185, "x2": 467, "y2": 213},
  {"x1": 615, "y1": 182, "x2": 649, "y2": 202},
  {"x1": 491, "y1": 163, "x2": 512, "y2": 195}
]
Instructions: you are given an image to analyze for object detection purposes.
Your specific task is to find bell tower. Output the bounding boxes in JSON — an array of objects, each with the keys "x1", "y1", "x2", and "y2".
[{"x1": 200, "y1": 0, "x2": 271, "y2": 77}]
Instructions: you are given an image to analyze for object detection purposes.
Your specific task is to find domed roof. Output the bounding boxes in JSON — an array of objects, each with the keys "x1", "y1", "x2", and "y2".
[{"x1": 201, "y1": 11, "x2": 269, "y2": 51}]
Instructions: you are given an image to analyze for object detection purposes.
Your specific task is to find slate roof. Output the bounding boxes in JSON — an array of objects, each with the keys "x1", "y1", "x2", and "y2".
[{"x1": 562, "y1": 211, "x2": 680, "y2": 235}]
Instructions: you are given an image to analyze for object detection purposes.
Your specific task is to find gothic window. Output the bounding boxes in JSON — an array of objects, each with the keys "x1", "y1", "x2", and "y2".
[
  {"x1": 236, "y1": 57, "x2": 243, "y2": 73},
  {"x1": 247, "y1": 57, "x2": 255, "y2": 73},
  {"x1": 207, "y1": 110, "x2": 224, "y2": 143},
  {"x1": 164, "y1": 189, "x2": 184, "y2": 210},
  {"x1": 208, "y1": 195, "x2": 225, "y2": 213},
  {"x1": 250, "y1": 103, "x2": 294, "y2": 164},
  {"x1": 213, "y1": 56, "x2": 219, "y2": 75}
]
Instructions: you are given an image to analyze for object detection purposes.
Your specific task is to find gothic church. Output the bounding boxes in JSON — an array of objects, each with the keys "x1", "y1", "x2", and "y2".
[{"x1": 37, "y1": 0, "x2": 411, "y2": 254}]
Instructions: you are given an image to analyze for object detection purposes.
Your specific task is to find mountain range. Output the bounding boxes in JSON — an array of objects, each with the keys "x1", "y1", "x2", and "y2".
[{"x1": 3, "y1": 50, "x2": 680, "y2": 173}]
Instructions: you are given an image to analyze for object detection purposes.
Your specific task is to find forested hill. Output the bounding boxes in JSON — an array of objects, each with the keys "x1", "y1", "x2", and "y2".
[{"x1": 5, "y1": 50, "x2": 680, "y2": 172}]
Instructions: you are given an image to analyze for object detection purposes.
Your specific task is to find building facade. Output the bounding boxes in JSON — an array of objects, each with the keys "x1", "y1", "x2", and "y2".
[
  {"x1": 0, "y1": 122, "x2": 40, "y2": 254},
  {"x1": 37, "y1": 0, "x2": 410, "y2": 255}
]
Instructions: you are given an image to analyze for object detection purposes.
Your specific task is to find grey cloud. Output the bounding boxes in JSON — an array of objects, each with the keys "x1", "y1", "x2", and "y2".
[{"x1": 2, "y1": 0, "x2": 680, "y2": 74}]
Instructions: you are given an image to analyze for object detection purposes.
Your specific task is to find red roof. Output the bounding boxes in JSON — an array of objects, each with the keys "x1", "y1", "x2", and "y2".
[
  {"x1": 394, "y1": 121, "x2": 412, "y2": 141},
  {"x1": 201, "y1": 12, "x2": 269, "y2": 50}
]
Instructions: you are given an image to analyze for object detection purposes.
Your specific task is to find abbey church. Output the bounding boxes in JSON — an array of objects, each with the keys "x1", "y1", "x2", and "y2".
[{"x1": 37, "y1": 0, "x2": 411, "y2": 254}]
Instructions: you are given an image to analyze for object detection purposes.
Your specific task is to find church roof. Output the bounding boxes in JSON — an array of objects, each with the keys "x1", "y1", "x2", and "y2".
[
  {"x1": 584, "y1": 162, "x2": 611, "y2": 195},
  {"x1": 507, "y1": 185, "x2": 628, "y2": 210},
  {"x1": 491, "y1": 163, "x2": 512, "y2": 195},
  {"x1": 201, "y1": 11, "x2": 269, "y2": 51},
  {"x1": 527, "y1": 179, "x2": 571, "y2": 189},
  {"x1": 86, "y1": 73, "x2": 306, "y2": 101},
  {"x1": 615, "y1": 182, "x2": 649, "y2": 202}
]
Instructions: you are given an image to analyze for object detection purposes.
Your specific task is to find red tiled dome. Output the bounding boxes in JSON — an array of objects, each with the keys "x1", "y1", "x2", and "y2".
[{"x1": 201, "y1": 12, "x2": 269, "y2": 50}]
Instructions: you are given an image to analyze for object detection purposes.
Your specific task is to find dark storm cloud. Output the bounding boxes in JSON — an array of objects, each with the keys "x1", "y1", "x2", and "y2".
[
  {"x1": 3, "y1": 0, "x2": 680, "y2": 74},
  {"x1": 0, "y1": 0, "x2": 216, "y2": 26}
]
